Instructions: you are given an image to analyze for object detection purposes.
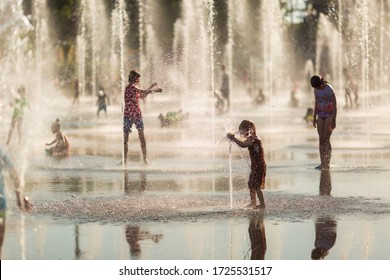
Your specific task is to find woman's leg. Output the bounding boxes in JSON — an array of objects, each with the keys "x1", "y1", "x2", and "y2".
[
  {"x1": 317, "y1": 116, "x2": 333, "y2": 169},
  {"x1": 322, "y1": 116, "x2": 334, "y2": 168},
  {"x1": 316, "y1": 117, "x2": 326, "y2": 168}
]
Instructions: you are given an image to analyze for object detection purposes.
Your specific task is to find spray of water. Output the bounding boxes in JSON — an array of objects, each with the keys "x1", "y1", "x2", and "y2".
[
  {"x1": 226, "y1": 0, "x2": 233, "y2": 114},
  {"x1": 114, "y1": 0, "x2": 128, "y2": 167},
  {"x1": 138, "y1": 0, "x2": 145, "y2": 74},
  {"x1": 229, "y1": 140, "x2": 233, "y2": 208}
]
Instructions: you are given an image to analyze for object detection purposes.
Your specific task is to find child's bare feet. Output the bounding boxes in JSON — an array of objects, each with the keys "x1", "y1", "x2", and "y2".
[
  {"x1": 256, "y1": 204, "x2": 266, "y2": 209},
  {"x1": 321, "y1": 164, "x2": 329, "y2": 170},
  {"x1": 246, "y1": 203, "x2": 257, "y2": 208}
]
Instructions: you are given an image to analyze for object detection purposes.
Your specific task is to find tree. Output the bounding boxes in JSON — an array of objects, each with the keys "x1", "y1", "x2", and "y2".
[{"x1": 46, "y1": 0, "x2": 79, "y2": 60}]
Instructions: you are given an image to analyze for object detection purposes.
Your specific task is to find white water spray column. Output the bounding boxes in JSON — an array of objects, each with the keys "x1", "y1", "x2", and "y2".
[
  {"x1": 117, "y1": 0, "x2": 127, "y2": 168},
  {"x1": 77, "y1": 0, "x2": 87, "y2": 97},
  {"x1": 208, "y1": 0, "x2": 216, "y2": 147},
  {"x1": 338, "y1": 0, "x2": 343, "y2": 94},
  {"x1": 138, "y1": 0, "x2": 145, "y2": 75},
  {"x1": 229, "y1": 141, "x2": 233, "y2": 209},
  {"x1": 226, "y1": 0, "x2": 234, "y2": 114}
]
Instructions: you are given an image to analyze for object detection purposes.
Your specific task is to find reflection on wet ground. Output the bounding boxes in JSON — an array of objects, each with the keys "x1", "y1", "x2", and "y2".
[{"x1": 2, "y1": 94, "x2": 390, "y2": 259}]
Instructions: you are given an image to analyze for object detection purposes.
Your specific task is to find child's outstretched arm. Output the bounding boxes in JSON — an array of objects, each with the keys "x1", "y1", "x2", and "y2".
[
  {"x1": 331, "y1": 93, "x2": 337, "y2": 129},
  {"x1": 227, "y1": 133, "x2": 253, "y2": 148},
  {"x1": 46, "y1": 138, "x2": 57, "y2": 146},
  {"x1": 139, "y1": 83, "x2": 162, "y2": 97}
]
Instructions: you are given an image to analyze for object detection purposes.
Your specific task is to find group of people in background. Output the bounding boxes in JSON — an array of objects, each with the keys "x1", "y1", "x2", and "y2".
[{"x1": 0, "y1": 70, "x2": 338, "y2": 258}]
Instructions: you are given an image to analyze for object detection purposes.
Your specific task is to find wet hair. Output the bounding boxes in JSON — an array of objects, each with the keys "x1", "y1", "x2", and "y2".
[
  {"x1": 239, "y1": 119, "x2": 257, "y2": 136},
  {"x1": 310, "y1": 75, "x2": 323, "y2": 88},
  {"x1": 128, "y1": 70, "x2": 140, "y2": 83}
]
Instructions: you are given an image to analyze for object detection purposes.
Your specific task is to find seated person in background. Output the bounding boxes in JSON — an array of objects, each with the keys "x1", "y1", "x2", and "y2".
[
  {"x1": 45, "y1": 118, "x2": 70, "y2": 156},
  {"x1": 158, "y1": 110, "x2": 189, "y2": 127},
  {"x1": 303, "y1": 107, "x2": 314, "y2": 124},
  {"x1": 253, "y1": 88, "x2": 266, "y2": 105}
]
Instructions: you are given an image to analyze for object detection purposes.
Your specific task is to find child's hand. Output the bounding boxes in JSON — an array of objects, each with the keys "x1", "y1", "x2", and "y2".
[
  {"x1": 227, "y1": 133, "x2": 234, "y2": 140},
  {"x1": 21, "y1": 196, "x2": 32, "y2": 212},
  {"x1": 155, "y1": 88, "x2": 162, "y2": 93},
  {"x1": 151, "y1": 82, "x2": 158, "y2": 88}
]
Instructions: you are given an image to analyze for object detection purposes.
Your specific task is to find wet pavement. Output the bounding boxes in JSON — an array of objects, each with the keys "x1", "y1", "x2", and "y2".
[{"x1": 2, "y1": 89, "x2": 390, "y2": 260}]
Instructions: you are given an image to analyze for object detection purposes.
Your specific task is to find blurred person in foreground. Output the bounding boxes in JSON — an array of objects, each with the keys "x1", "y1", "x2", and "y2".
[{"x1": 0, "y1": 146, "x2": 31, "y2": 259}]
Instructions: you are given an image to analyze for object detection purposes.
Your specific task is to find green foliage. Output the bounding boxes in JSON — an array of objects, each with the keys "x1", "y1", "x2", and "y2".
[{"x1": 46, "y1": 0, "x2": 78, "y2": 42}]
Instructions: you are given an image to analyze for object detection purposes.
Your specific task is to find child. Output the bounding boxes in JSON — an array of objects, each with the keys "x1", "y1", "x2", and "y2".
[
  {"x1": 123, "y1": 70, "x2": 162, "y2": 165},
  {"x1": 0, "y1": 147, "x2": 31, "y2": 258},
  {"x1": 227, "y1": 120, "x2": 266, "y2": 209},
  {"x1": 158, "y1": 110, "x2": 189, "y2": 127},
  {"x1": 303, "y1": 107, "x2": 314, "y2": 124},
  {"x1": 96, "y1": 87, "x2": 110, "y2": 118},
  {"x1": 311, "y1": 75, "x2": 337, "y2": 170},
  {"x1": 45, "y1": 119, "x2": 70, "y2": 156},
  {"x1": 73, "y1": 80, "x2": 80, "y2": 105},
  {"x1": 6, "y1": 85, "x2": 30, "y2": 145},
  {"x1": 343, "y1": 68, "x2": 359, "y2": 109}
]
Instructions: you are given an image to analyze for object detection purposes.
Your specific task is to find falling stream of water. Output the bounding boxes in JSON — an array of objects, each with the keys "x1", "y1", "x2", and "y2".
[
  {"x1": 229, "y1": 141, "x2": 233, "y2": 209},
  {"x1": 138, "y1": 0, "x2": 145, "y2": 75},
  {"x1": 208, "y1": 0, "x2": 216, "y2": 149},
  {"x1": 117, "y1": 0, "x2": 127, "y2": 168},
  {"x1": 226, "y1": 0, "x2": 233, "y2": 114}
]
